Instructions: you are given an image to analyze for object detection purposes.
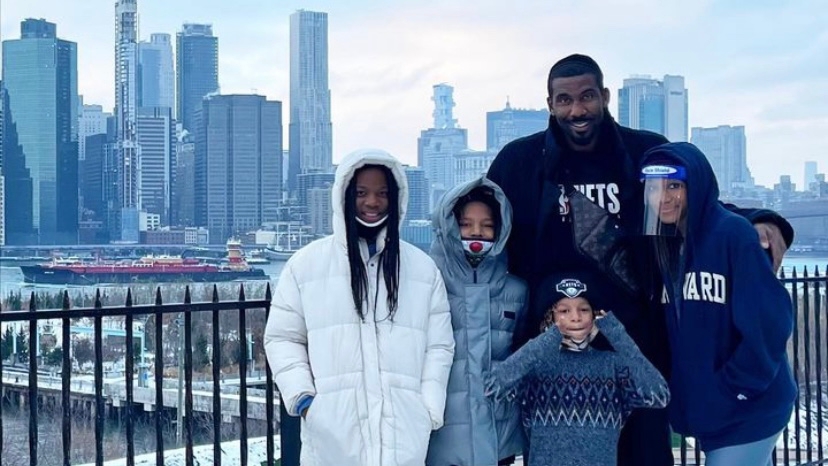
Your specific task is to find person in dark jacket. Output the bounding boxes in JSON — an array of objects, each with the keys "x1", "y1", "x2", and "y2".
[
  {"x1": 485, "y1": 53, "x2": 794, "y2": 466},
  {"x1": 640, "y1": 142, "x2": 795, "y2": 466},
  {"x1": 427, "y1": 177, "x2": 527, "y2": 466},
  {"x1": 485, "y1": 272, "x2": 669, "y2": 466}
]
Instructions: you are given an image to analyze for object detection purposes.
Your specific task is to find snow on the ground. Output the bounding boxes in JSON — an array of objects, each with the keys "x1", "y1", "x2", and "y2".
[{"x1": 78, "y1": 436, "x2": 280, "y2": 466}]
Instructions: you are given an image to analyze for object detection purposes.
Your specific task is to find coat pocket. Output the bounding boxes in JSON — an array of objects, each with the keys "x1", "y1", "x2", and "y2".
[
  {"x1": 684, "y1": 373, "x2": 741, "y2": 436},
  {"x1": 303, "y1": 390, "x2": 365, "y2": 466},
  {"x1": 390, "y1": 387, "x2": 432, "y2": 466}
]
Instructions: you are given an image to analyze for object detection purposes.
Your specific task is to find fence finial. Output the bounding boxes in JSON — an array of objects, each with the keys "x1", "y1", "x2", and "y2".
[
  {"x1": 155, "y1": 287, "x2": 163, "y2": 306},
  {"x1": 212, "y1": 284, "x2": 219, "y2": 303},
  {"x1": 126, "y1": 288, "x2": 133, "y2": 307},
  {"x1": 62, "y1": 290, "x2": 71, "y2": 310}
]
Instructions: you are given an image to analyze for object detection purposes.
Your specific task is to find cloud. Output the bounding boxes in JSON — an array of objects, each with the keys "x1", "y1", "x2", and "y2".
[{"x1": 2, "y1": 0, "x2": 826, "y2": 186}]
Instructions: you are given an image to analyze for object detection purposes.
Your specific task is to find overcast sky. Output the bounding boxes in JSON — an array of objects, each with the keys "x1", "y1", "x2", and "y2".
[{"x1": 2, "y1": 0, "x2": 826, "y2": 187}]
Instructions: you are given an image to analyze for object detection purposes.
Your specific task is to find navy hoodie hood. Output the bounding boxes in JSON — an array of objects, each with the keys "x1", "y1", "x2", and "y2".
[{"x1": 640, "y1": 142, "x2": 796, "y2": 451}]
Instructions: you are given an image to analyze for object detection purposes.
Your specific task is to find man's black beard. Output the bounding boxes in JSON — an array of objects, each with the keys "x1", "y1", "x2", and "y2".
[{"x1": 551, "y1": 112, "x2": 614, "y2": 154}]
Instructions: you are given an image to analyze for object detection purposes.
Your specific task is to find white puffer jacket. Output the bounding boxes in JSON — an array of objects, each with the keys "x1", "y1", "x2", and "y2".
[{"x1": 264, "y1": 149, "x2": 455, "y2": 466}]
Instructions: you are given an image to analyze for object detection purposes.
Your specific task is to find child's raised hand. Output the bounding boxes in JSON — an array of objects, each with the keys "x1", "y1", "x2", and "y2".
[{"x1": 595, "y1": 309, "x2": 608, "y2": 319}]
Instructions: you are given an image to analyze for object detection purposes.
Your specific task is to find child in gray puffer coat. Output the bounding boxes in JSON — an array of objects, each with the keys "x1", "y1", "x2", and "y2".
[
  {"x1": 485, "y1": 272, "x2": 670, "y2": 466},
  {"x1": 426, "y1": 177, "x2": 528, "y2": 466}
]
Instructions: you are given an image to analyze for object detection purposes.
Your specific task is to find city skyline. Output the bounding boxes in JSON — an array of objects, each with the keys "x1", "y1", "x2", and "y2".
[{"x1": 1, "y1": 0, "x2": 826, "y2": 188}]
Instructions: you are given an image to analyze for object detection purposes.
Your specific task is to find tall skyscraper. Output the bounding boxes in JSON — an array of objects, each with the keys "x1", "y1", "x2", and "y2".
[
  {"x1": 78, "y1": 98, "x2": 111, "y2": 218},
  {"x1": 83, "y1": 135, "x2": 108, "y2": 223},
  {"x1": 194, "y1": 95, "x2": 282, "y2": 243},
  {"x1": 138, "y1": 33, "x2": 174, "y2": 110},
  {"x1": 307, "y1": 187, "x2": 332, "y2": 235},
  {"x1": 174, "y1": 132, "x2": 195, "y2": 226},
  {"x1": 2, "y1": 18, "x2": 79, "y2": 244},
  {"x1": 404, "y1": 166, "x2": 429, "y2": 221},
  {"x1": 0, "y1": 173, "x2": 4, "y2": 245},
  {"x1": 288, "y1": 10, "x2": 332, "y2": 193},
  {"x1": 136, "y1": 107, "x2": 175, "y2": 225},
  {"x1": 618, "y1": 75, "x2": 688, "y2": 142},
  {"x1": 805, "y1": 161, "x2": 818, "y2": 191},
  {"x1": 486, "y1": 100, "x2": 548, "y2": 152},
  {"x1": 691, "y1": 125, "x2": 752, "y2": 195},
  {"x1": 176, "y1": 23, "x2": 218, "y2": 133},
  {"x1": 83, "y1": 117, "x2": 117, "y2": 243},
  {"x1": 115, "y1": 0, "x2": 140, "y2": 241},
  {"x1": 0, "y1": 81, "x2": 4, "y2": 246},
  {"x1": 418, "y1": 84, "x2": 468, "y2": 209},
  {"x1": 662, "y1": 75, "x2": 688, "y2": 143},
  {"x1": 0, "y1": 81, "x2": 34, "y2": 244}
]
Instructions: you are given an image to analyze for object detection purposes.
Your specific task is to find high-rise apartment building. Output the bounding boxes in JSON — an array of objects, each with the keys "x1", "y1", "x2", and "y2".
[
  {"x1": 454, "y1": 149, "x2": 496, "y2": 187},
  {"x1": 84, "y1": 131, "x2": 113, "y2": 223},
  {"x1": 691, "y1": 125, "x2": 752, "y2": 195},
  {"x1": 174, "y1": 132, "x2": 195, "y2": 226},
  {"x1": 486, "y1": 101, "x2": 548, "y2": 152},
  {"x1": 805, "y1": 161, "x2": 818, "y2": 191},
  {"x1": 2, "y1": 18, "x2": 79, "y2": 244},
  {"x1": 78, "y1": 98, "x2": 111, "y2": 219},
  {"x1": 0, "y1": 83, "x2": 4, "y2": 246},
  {"x1": 139, "y1": 33, "x2": 174, "y2": 110},
  {"x1": 78, "y1": 97, "x2": 110, "y2": 162},
  {"x1": 307, "y1": 187, "x2": 332, "y2": 235},
  {"x1": 194, "y1": 95, "x2": 282, "y2": 243},
  {"x1": 288, "y1": 10, "x2": 332, "y2": 193},
  {"x1": 115, "y1": 0, "x2": 140, "y2": 241},
  {"x1": 0, "y1": 81, "x2": 3, "y2": 246},
  {"x1": 296, "y1": 171, "x2": 334, "y2": 208},
  {"x1": 618, "y1": 75, "x2": 688, "y2": 142},
  {"x1": 404, "y1": 166, "x2": 429, "y2": 221},
  {"x1": 418, "y1": 84, "x2": 468, "y2": 209},
  {"x1": 82, "y1": 116, "x2": 117, "y2": 243},
  {"x1": 136, "y1": 107, "x2": 175, "y2": 225},
  {"x1": 0, "y1": 174, "x2": 4, "y2": 246},
  {"x1": 176, "y1": 23, "x2": 218, "y2": 132},
  {"x1": 0, "y1": 81, "x2": 34, "y2": 244}
]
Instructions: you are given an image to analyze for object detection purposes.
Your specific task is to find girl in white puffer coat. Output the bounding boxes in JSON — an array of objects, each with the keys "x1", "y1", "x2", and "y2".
[{"x1": 264, "y1": 149, "x2": 455, "y2": 466}]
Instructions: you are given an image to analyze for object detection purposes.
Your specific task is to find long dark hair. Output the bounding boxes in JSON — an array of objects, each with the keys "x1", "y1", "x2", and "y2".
[
  {"x1": 653, "y1": 235, "x2": 683, "y2": 303},
  {"x1": 343, "y1": 164, "x2": 401, "y2": 321}
]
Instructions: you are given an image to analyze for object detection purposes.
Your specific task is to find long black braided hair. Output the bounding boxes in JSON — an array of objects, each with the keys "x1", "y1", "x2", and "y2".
[{"x1": 343, "y1": 164, "x2": 401, "y2": 321}]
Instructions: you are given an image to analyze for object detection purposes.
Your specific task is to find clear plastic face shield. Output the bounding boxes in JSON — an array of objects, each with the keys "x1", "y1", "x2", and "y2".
[{"x1": 641, "y1": 165, "x2": 688, "y2": 236}]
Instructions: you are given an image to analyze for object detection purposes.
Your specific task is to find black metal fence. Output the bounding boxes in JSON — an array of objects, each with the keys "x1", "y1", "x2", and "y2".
[
  {"x1": 0, "y1": 267, "x2": 826, "y2": 466},
  {"x1": 0, "y1": 284, "x2": 277, "y2": 466}
]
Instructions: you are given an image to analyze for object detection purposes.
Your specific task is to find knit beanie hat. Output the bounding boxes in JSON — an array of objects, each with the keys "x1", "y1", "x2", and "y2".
[{"x1": 536, "y1": 271, "x2": 607, "y2": 332}]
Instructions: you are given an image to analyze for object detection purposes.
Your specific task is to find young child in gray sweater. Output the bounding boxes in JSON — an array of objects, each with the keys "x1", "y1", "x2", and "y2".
[{"x1": 485, "y1": 272, "x2": 670, "y2": 466}]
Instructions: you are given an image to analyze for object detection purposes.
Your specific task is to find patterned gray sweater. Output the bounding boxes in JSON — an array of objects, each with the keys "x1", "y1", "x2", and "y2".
[{"x1": 487, "y1": 313, "x2": 670, "y2": 466}]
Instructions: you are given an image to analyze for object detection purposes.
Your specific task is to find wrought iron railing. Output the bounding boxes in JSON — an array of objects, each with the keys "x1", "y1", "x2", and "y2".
[
  {"x1": 0, "y1": 284, "x2": 276, "y2": 466},
  {"x1": 0, "y1": 267, "x2": 825, "y2": 466}
]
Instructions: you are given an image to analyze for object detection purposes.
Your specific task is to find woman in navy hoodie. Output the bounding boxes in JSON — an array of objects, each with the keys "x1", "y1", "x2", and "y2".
[{"x1": 639, "y1": 142, "x2": 796, "y2": 466}]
